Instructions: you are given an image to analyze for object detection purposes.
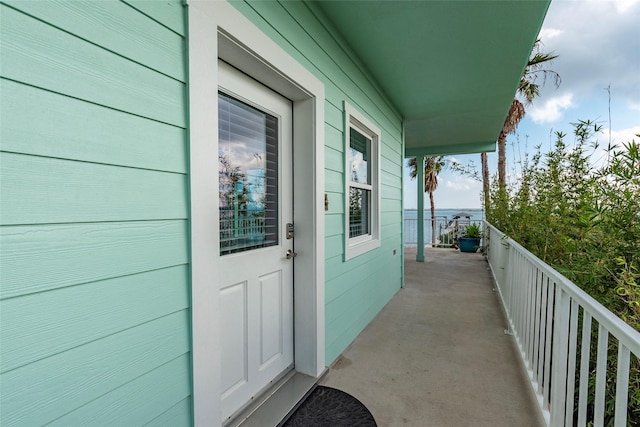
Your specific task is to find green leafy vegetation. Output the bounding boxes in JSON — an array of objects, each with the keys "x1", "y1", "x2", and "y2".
[
  {"x1": 462, "y1": 223, "x2": 481, "y2": 238},
  {"x1": 486, "y1": 120, "x2": 639, "y2": 425}
]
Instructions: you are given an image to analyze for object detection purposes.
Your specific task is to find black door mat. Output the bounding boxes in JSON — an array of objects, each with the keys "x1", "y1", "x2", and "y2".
[{"x1": 279, "y1": 385, "x2": 377, "y2": 427}]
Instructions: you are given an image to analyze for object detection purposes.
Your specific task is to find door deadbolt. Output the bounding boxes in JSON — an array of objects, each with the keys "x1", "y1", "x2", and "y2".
[{"x1": 285, "y1": 249, "x2": 297, "y2": 259}]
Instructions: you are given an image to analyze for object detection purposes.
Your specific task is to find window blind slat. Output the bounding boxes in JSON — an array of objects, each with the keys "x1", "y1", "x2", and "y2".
[{"x1": 218, "y1": 92, "x2": 279, "y2": 256}]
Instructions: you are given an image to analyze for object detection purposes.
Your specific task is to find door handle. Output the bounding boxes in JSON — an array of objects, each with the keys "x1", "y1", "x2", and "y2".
[{"x1": 285, "y1": 249, "x2": 297, "y2": 259}]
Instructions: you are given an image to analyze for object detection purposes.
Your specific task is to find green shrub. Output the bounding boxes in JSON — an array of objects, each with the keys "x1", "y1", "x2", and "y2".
[
  {"x1": 463, "y1": 223, "x2": 481, "y2": 238},
  {"x1": 487, "y1": 120, "x2": 639, "y2": 425}
]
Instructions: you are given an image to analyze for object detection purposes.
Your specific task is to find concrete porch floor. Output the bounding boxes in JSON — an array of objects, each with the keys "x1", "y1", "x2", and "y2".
[{"x1": 320, "y1": 248, "x2": 544, "y2": 427}]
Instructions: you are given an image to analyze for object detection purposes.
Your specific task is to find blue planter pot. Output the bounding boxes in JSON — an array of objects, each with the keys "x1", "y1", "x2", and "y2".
[{"x1": 458, "y1": 237, "x2": 480, "y2": 253}]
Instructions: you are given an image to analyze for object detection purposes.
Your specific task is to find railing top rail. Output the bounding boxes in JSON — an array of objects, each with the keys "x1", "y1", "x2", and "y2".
[
  {"x1": 404, "y1": 216, "x2": 462, "y2": 220},
  {"x1": 484, "y1": 221, "x2": 640, "y2": 356}
]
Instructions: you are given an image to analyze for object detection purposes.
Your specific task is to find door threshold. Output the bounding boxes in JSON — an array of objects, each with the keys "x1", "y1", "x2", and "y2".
[{"x1": 226, "y1": 370, "x2": 322, "y2": 427}]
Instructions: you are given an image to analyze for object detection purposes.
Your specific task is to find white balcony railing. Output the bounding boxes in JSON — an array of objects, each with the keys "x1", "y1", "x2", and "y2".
[
  {"x1": 485, "y1": 222, "x2": 640, "y2": 427},
  {"x1": 404, "y1": 216, "x2": 482, "y2": 247}
]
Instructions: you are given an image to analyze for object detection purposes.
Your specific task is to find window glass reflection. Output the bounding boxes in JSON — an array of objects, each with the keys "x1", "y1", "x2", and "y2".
[{"x1": 218, "y1": 93, "x2": 278, "y2": 255}]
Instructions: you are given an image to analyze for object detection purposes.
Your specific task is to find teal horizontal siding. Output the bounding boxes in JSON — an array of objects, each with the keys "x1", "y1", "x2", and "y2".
[
  {"x1": 0, "y1": 4, "x2": 185, "y2": 127},
  {"x1": 325, "y1": 238, "x2": 402, "y2": 300},
  {"x1": 381, "y1": 210, "x2": 402, "y2": 224},
  {"x1": 326, "y1": 266, "x2": 390, "y2": 326},
  {"x1": 145, "y1": 397, "x2": 193, "y2": 427},
  {"x1": 0, "y1": 153, "x2": 187, "y2": 225},
  {"x1": 1, "y1": 79, "x2": 186, "y2": 173},
  {"x1": 125, "y1": 0, "x2": 186, "y2": 36},
  {"x1": 4, "y1": 0, "x2": 186, "y2": 81},
  {"x1": 325, "y1": 260, "x2": 400, "y2": 362},
  {"x1": 382, "y1": 183, "x2": 403, "y2": 200},
  {"x1": 382, "y1": 219, "x2": 403, "y2": 236},
  {"x1": 324, "y1": 146, "x2": 343, "y2": 173},
  {"x1": 324, "y1": 214, "x2": 343, "y2": 237},
  {"x1": 324, "y1": 122, "x2": 343, "y2": 151},
  {"x1": 0, "y1": 1, "x2": 191, "y2": 425},
  {"x1": 48, "y1": 354, "x2": 192, "y2": 426},
  {"x1": 0, "y1": 310, "x2": 190, "y2": 426},
  {"x1": 324, "y1": 191, "x2": 344, "y2": 215},
  {"x1": 0, "y1": 220, "x2": 188, "y2": 299},
  {"x1": 382, "y1": 145, "x2": 404, "y2": 168},
  {"x1": 382, "y1": 198, "x2": 403, "y2": 213},
  {"x1": 324, "y1": 103, "x2": 344, "y2": 136},
  {"x1": 324, "y1": 169, "x2": 343, "y2": 193},
  {"x1": 382, "y1": 171, "x2": 403, "y2": 188},
  {"x1": 324, "y1": 234, "x2": 344, "y2": 259},
  {"x1": 1, "y1": 265, "x2": 189, "y2": 373}
]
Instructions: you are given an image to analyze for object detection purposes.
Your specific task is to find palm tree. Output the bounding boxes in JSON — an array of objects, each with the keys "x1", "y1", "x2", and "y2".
[
  {"x1": 497, "y1": 39, "x2": 560, "y2": 188},
  {"x1": 408, "y1": 156, "x2": 445, "y2": 246},
  {"x1": 481, "y1": 152, "x2": 490, "y2": 212}
]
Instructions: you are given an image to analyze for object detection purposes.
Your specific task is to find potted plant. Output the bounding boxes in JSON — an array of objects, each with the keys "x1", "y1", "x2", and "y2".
[{"x1": 458, "y1": 223, "x2": 481, "y2": 253}]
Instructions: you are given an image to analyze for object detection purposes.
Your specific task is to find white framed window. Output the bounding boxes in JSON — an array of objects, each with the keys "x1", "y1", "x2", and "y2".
[{"x1": 344, "y1": 101, "x2": 381, "y2": 260}]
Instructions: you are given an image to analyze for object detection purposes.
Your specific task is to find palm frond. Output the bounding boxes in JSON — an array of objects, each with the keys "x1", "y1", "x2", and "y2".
[
  {"x1": 528, "y1": 52, "x2": 559, "y2": 67},
  {"x1": 518, "y1": 41, "x2": 561, "y2": 104},
  {"x1": 407, "y1": 156, "x2": 445, "y2": 193},
  {"x1": 407, "y1": 157, "x2": 418, "y2": 179}
]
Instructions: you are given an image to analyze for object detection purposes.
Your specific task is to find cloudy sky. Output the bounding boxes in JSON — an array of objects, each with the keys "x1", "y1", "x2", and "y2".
[{"x1": 404, "y1": 0, "x2": 640, "y2": 210}]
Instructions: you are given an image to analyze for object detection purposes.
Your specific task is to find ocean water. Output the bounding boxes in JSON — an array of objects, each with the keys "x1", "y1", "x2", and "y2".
[
  {"x1": 404, "y1": 208, "x2": 484, "y2": 221},
  {"x1": 404, "y1": 208, "x2": 484, "y2": 245}
]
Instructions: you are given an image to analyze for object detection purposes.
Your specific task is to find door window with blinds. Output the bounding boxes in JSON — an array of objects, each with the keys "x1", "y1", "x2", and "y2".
[
  {"x1": 344, "y1": 101, "x2": 381, "y2": 260},
  {"x1": 218, "y1": 92, "x2": 278, "y2": 255}
]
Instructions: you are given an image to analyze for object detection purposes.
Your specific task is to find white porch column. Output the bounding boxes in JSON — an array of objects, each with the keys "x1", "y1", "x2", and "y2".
[{"x1": 416, "y1": 155, "x2": 425, "y2": 262}]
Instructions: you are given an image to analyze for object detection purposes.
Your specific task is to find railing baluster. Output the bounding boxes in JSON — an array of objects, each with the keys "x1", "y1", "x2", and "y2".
[
  {"x1": 498, "y1": 232, "x2": 502, "y2": 280},
  {"x1": 520, "y1": 253, "x2": 527, "y2": 345},
  {"x1": 520, "y1": 257, "x2": 527, "y2": 356},
  {"x1": 525, "y1": 262, "x2": 534, "y2": 367},
  {"x1": 519, "y1": 256, "x2": 526, "y2": 354},
  {"x1": 517, "y1": 252, "x2": 525, "y2": 346},
  {"x1": 543, "y1": 277, "x2": 554, "y2": 408},
  {"x1": 594, "y1": 325, "x2": 609, "y2": 427},
  {"x1": 512, "y1": 251, "x2": 520, "y2": 336},
  {"x1": 577, "y1": 312, "x2": 592, "y2": 427},
  {"x1": 550, "y1": 287, "x2": 570, "y2": 426},
  {"x1": 528, "y1": 265, "x2": 537, "y2": 369},
  {"x1": 533, "y1": 269, "x2": 543, "y2": 388},
  {"x1": 507, "y1": 243, "x2": 514, "y2": 326},
  {"x1": 565, "y1": 299, "x2": 579, "y2": 427},
  {"x1": 614, "y1": 343, "x2": 630, "y2": 427},
  {"x1": 507, "y1": 244, "x2": 516, "y2": 332},
  {"x1": 538, "y1": 275, "x2": 549, "y2": 397}
]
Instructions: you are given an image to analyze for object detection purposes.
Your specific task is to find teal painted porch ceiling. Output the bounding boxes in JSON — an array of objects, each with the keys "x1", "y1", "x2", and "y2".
[{"x1": 314, "y1": 0, "x2": 550, "y2": 156}]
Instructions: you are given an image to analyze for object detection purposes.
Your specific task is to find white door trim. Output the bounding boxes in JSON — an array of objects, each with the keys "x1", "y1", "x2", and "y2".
[{"x1": 187, "y1": 1, "x2": 325, "y2": 425}]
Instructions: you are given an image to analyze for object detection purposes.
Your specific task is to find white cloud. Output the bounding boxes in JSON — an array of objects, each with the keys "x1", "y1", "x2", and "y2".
[
  {"x1": 443, "y1": 176, "x2": 480, "y2": 192},
  {"x1": 587, "y1": 125, "x2": 640, "y2": 168},
  {"x1": 608, "y1": 125, "x2": 640, "y2": 147},
  {"x1": 571, "y1": 0, "x2": 640, "y2": 12},
  {"x1": 538, "y1": 27, "x2": 563, "y2": 40},
  {"x1": 529, "y1": 93, "x2": 575, "y2": 124},
  {"x1": 534, "y1": 1, "x2": 640, "y2": 109},
  {"x1": 613, "y1": 0, "x2": 640, "y2": 13}
]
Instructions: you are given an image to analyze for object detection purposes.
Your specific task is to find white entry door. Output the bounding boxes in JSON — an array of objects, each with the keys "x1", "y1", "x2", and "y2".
[{"x1": 217, "y1": 61, "x2": 294, "y2": 422}]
